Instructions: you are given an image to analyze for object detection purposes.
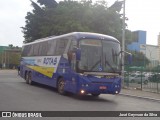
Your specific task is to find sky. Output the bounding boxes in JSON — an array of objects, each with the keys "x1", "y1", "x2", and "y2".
[{"x1": 0, "y1": 0, "x2": 160, "y2": 47}]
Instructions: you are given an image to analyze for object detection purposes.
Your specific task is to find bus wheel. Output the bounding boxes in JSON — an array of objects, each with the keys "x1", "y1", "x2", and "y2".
[
  {"x1": 91, "y1": 94, "x2": 100, "y2": 97},
  {"x1": 57, "y1": 78, "x2": 65, "y2": 95},
  {"x1": 28, "y1": 72, "x2": 33, "y2": 85},
  {"x1": 26, "y1": 72, "x2": 29, "y2": 84}
]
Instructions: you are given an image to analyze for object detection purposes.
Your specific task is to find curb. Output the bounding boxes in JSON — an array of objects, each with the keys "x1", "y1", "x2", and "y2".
[{"x1": 119, "y1": 93, "x2": 160, "y2": 103}]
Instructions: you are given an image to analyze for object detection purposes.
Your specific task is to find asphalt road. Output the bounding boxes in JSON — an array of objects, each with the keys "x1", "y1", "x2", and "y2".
[{"x1": 0, "y1": 70, "x2": 160, "y2": 120}]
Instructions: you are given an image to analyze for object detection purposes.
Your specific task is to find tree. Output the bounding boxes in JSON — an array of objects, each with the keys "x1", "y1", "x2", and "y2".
[
  {"x1": 22, "y1": 0, "x2": 127, "y2": 44},
  {"x1": 37, "y1": 0, "x2": 57, "y2": 8},
  {"x1": 8, "y1": 44, "x2": 13, "y2": 48},
  {"x1": 22, "y1": 0, "x2": 46, "y2": 43}
]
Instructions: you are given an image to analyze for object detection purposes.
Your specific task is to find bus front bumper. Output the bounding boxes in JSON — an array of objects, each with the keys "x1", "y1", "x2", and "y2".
[{"x1": 78, "y1": 83, "x2": 121, "y2": 95}]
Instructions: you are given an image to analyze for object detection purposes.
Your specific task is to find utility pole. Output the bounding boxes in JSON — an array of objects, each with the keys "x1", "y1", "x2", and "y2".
[
  {"x1": 1, "y1": 52, "x2": 3, "y2": 69},
  {"x1": 122, "y1": 0, "x2": 126, "y2": 88}
]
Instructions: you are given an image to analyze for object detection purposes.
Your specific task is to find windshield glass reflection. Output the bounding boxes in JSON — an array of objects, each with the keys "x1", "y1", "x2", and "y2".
[{"x1": 78, "y1": 39, "x2": 121, "y2": 73}]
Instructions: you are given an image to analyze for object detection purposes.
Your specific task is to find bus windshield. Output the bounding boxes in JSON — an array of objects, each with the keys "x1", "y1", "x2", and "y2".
[{"x1": 78, "y1": 39, "x2": 121, "y2": 73}]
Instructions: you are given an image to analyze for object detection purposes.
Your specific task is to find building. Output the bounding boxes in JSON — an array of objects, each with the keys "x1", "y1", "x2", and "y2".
[
  {"x1": 140, "y1": 44, "x2": 159, "y2": 68},
  {"x1": 0, "y1": 46, "x2": 21, "y2": 69},
  {"x1": 0, "y1": 46, "x2": 9, "y2": 53},
  {"x1": 127, "y1": 30, "x2": 146, "y2": 51},
  {"x1": 127, "y1": 30, "x2": 159, "y2": 68}
]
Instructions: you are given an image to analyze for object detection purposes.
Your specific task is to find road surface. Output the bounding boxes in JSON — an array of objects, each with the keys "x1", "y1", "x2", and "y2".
[{"x1": 0, "y1": 70, "x2": 159, "y2": 120}]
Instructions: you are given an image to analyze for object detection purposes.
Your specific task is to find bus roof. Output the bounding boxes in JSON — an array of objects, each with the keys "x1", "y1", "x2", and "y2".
[{"x1": 23, "y1": 32, "x2": 120, "y2": 46}]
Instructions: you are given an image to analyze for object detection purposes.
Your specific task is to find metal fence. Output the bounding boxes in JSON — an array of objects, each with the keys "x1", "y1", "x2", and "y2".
[{"x1": 124, "y1": 66, "x2": 160, "y2": 93}]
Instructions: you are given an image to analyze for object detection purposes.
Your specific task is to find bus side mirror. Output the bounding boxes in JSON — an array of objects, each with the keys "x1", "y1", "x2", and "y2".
[
  {"x1": 76, "y1": 49, "x2": 81, "y2": 60},
  {"x1": 119, "y1": 50, "x2": 132, "y2": 65}
]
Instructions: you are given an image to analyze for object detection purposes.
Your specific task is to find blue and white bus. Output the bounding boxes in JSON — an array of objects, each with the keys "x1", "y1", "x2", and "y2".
[{"x1": 20, "y1": 32, "x2": 123, "y2": 96}]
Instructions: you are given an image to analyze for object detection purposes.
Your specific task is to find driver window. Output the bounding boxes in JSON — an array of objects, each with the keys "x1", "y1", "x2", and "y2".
[{"x1": 68, "y1": 40, "x2": 77, "y2": 71}]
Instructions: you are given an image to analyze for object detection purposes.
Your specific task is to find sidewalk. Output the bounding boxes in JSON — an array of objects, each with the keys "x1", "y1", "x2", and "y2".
[{"x1": 120, "y1": 88, "x2": 160, "y2": 102}]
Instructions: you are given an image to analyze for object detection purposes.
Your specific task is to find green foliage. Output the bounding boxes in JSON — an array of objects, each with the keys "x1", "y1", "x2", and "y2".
[
  {"x1": 22, "y1": 0, "x2": 127, "y2": 43},
  {"x1": 37, "y1": 0, "x2": 57, "y2": 8},
  {"x1": 125, "y1": 29, "x2": 132, "y2": 45}
]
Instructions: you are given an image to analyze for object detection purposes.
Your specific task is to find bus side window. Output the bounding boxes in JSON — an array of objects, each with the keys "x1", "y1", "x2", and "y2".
[
  {"x1": 22, "y1": 46, "x2": 27, "y2": 57},
  {"x1": 39, "y1": 42, "x2": 48, "y2": 56},
  {"x1": 38, "y1": 42, "x2": 43, "y2": 56},
  {"x1": 33, "y1": 44, "x2": 39, "y2": 56},
  {"x1": 68, "y1": 40, "x2": 77, "y2": 71},
  {"x1": 27, "y1": 45, "x2": 33, "y2": 56},
  {"x1": 42, "y1": 42, "x2": 48, "y2": 56},
  {"x1": 47, "y1": 40, "x2": 56, "y2": 56},
  {"x1": 55, "y1": 39, "x2": 69, "y2": 55},
  {"x1": 68, "y1": 40, "x2": 77, "y2": 52}
]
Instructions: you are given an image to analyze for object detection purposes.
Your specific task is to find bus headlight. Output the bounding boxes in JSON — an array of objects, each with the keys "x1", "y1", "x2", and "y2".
[
  {"x1": 80, "y1": 90, "x2": 85, "y2": 94},
  {"x1": 115, "y1": 91, "x2": 118, "y2": 94}
]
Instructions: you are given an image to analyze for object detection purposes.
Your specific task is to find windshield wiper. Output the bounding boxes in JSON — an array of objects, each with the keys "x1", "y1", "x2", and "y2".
[
  {"x1": 105, "y1": 53, "x2": 116, "y2": 73},
  {"x1": 90, "y1": 59, "x2": 101, "y2": 71}
]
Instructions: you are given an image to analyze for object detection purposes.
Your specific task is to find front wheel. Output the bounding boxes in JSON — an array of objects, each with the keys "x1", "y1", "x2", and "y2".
[
  {"x1": 28, "y1": 72, "x2": 34, "y2": 85},
  {"x1": 57, "y1": 78, "x2": 66, "y2": 95},
  {"x1": 91, "y1": 93, "x2": 100, "y2": 97},
  {"x1": 26, "y1": 72, "x2": 29, "y2": 84}
]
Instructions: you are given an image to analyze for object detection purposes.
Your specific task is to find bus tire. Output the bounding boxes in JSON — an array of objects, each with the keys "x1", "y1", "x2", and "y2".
[
  {"x1": 57, "y1": 78, "x2": 66, "y2": 95},
  {"x1": 28, "y1": 72, "x2": 33, "y2": 85},
  {"x1": 25, "y1": 72, "x2": 29, "y2": 84},
  {"x1": 91, "y1": 93, "x2": 100, "y2": 97}
]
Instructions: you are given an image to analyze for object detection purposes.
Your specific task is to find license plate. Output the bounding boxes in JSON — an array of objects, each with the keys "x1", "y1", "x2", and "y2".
[{"x1": 99, "y1": 86, "x2": 107, "y2": 90}]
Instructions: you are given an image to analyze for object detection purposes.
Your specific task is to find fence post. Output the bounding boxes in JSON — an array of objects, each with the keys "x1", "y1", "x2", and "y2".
[{"x1": 140, "y1": 67, "x2": 143, "y2": 90}]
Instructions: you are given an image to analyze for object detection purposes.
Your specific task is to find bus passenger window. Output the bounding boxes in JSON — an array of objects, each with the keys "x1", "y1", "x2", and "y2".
[
  {"x1": 26, "y1": 45, "x2": 33, "y2": 56},
  {"x1": 22, "y1": 46, "x2": 28, "y2": 57},
  {"x1": 38, "y1": 42, "x2": 48, "y2": 56},
  {"x1": 47, "y1": 40, "x2": 56, "y2": 56},
  {"x1": 55, "y1": 39, "x2": 69, "y2": 55},
  {"x1": 33, "y1": 44, "x2": 39, "y2": 56},
  {"x1": 41, "y1": 42, "x2": 48, "y2": 56}
]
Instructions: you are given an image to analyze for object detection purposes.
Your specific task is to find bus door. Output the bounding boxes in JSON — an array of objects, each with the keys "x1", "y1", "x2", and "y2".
[{"x1": 67, "y1": 40, "x2": 78, "y2": 93}]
